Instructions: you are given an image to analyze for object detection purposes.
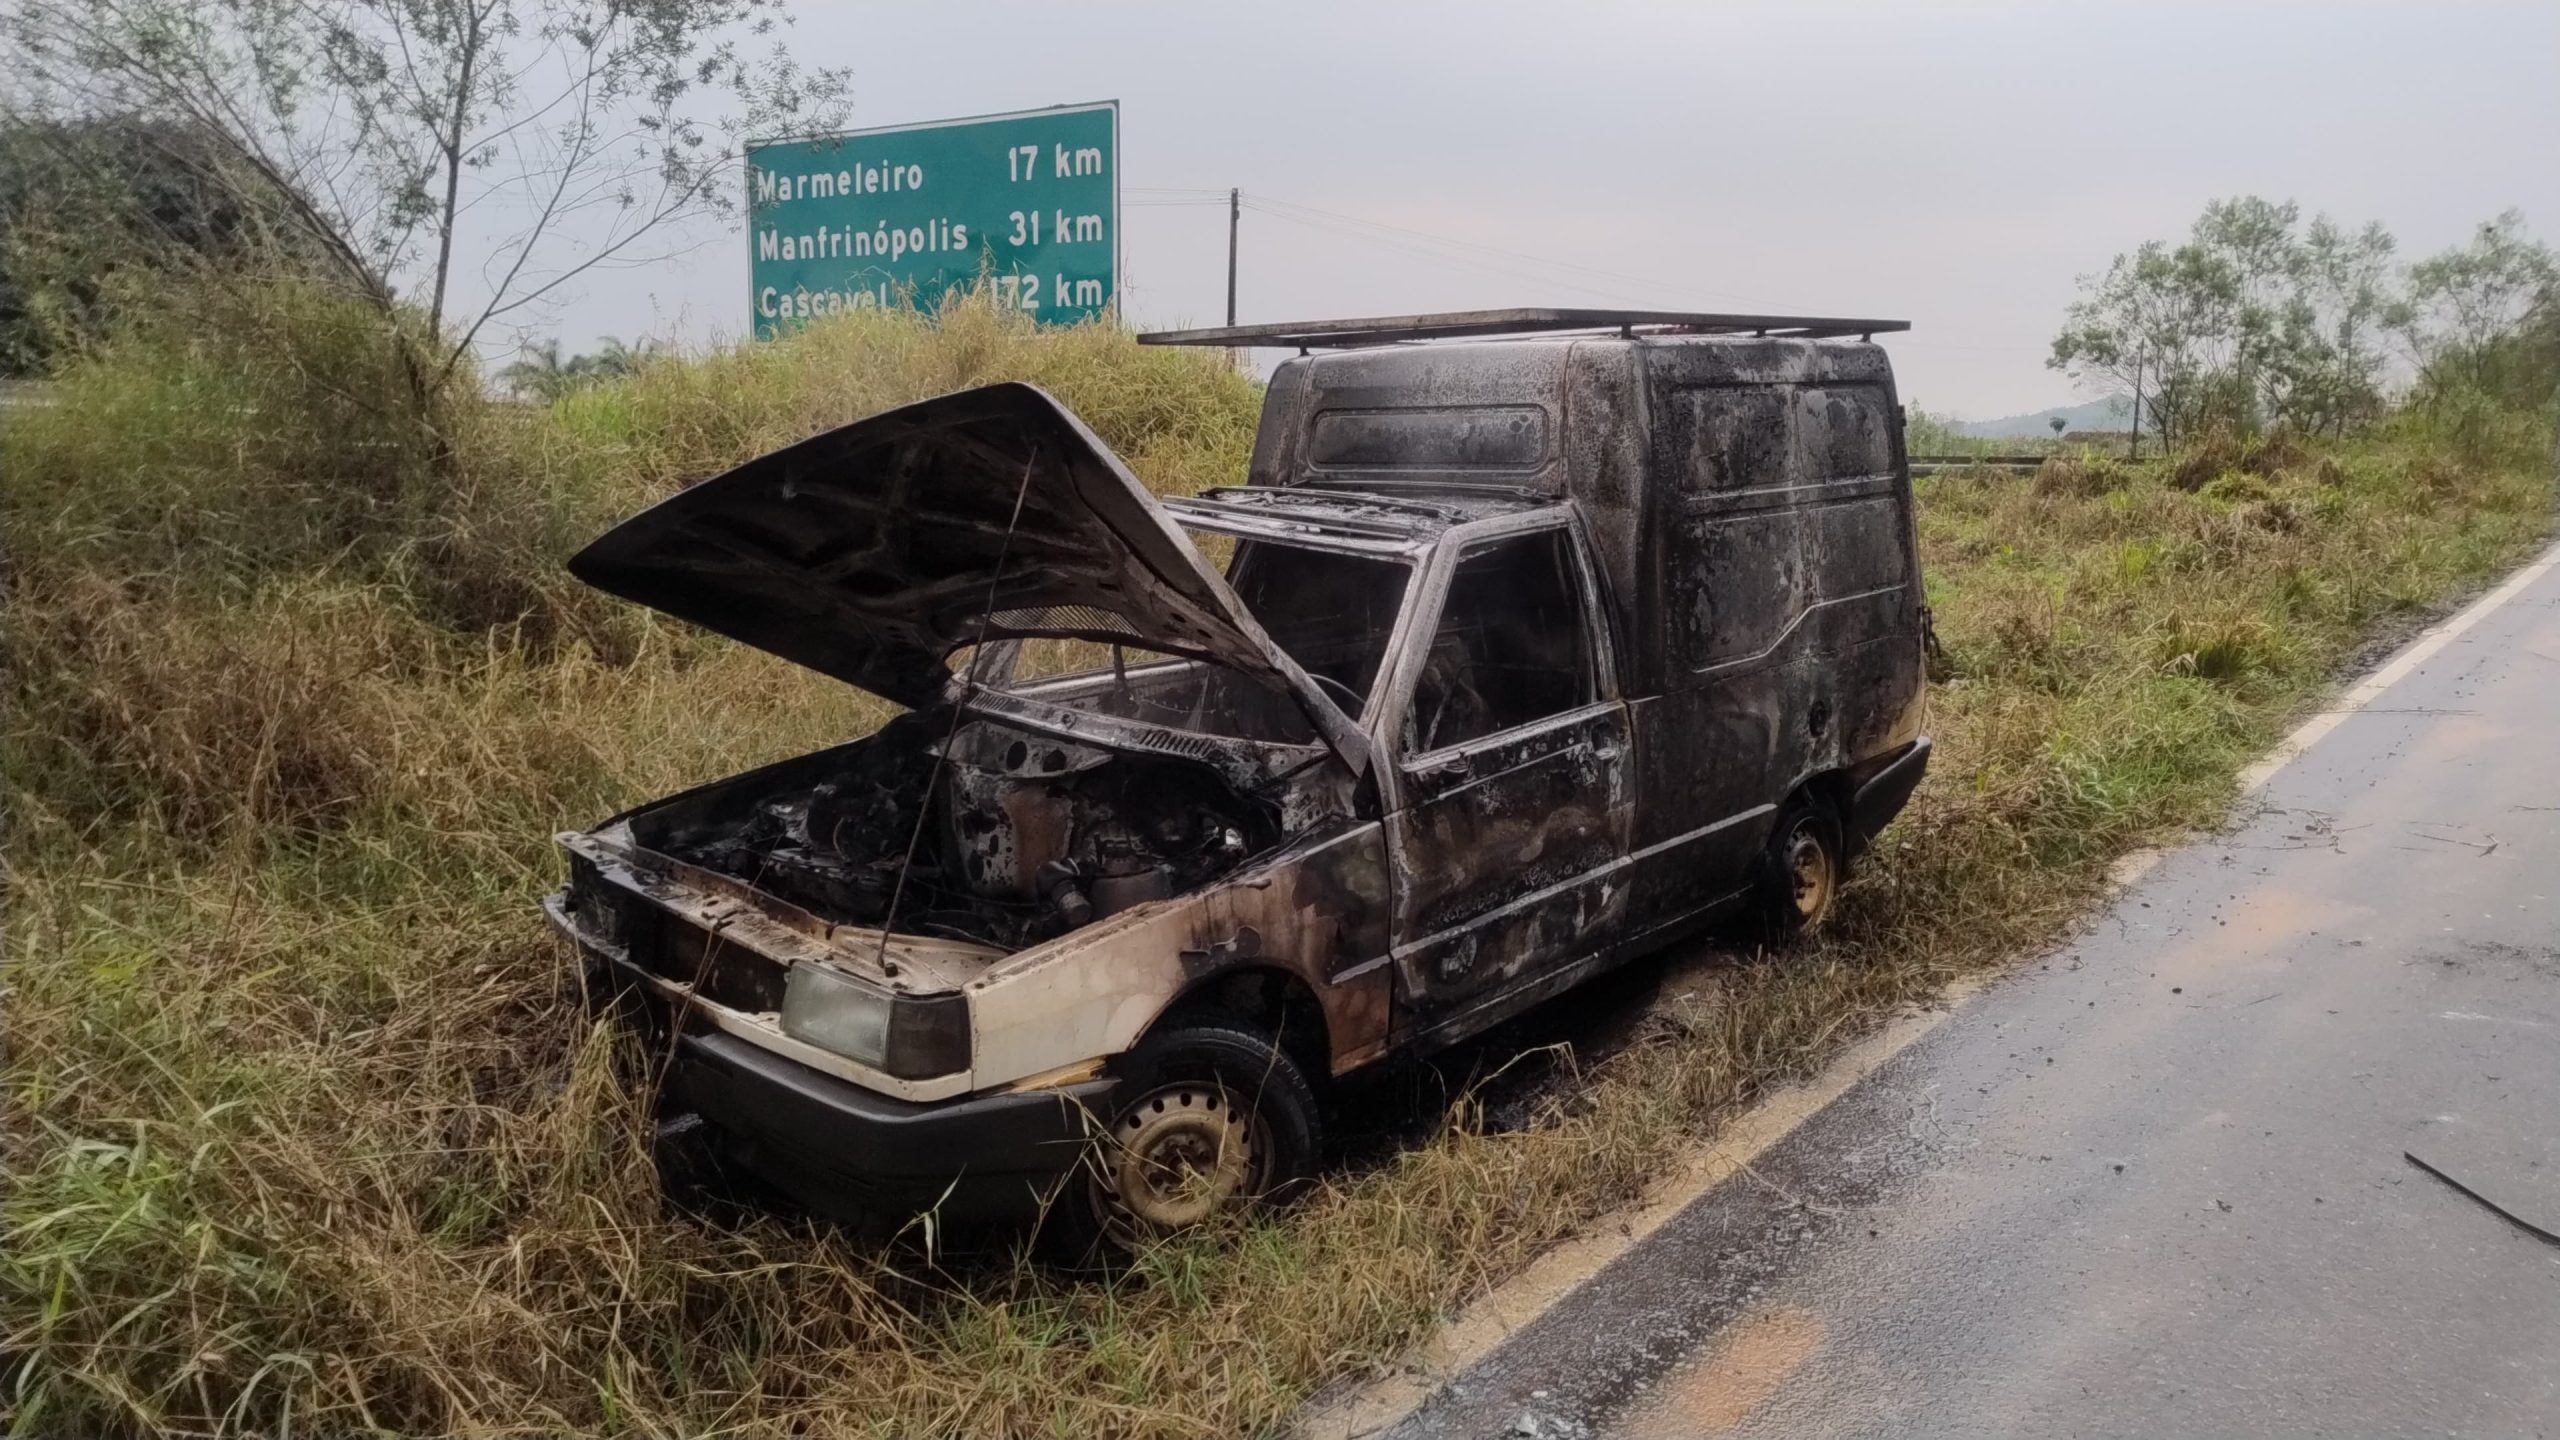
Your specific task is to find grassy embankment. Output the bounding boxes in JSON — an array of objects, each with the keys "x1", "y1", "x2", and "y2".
[{"x1": 6, "y1": 285, "x2": 2553, "y2": 1438}]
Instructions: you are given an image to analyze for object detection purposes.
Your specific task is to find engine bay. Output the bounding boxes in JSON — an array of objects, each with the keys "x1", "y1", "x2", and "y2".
[{"x1": 627, "y1": 711, "x2": 1283, "y2": 952}]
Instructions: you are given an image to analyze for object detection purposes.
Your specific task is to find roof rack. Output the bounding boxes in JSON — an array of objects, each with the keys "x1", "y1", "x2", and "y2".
[{"x1": 1136, "y1": 307, "x2": 1909, "y2": 350}]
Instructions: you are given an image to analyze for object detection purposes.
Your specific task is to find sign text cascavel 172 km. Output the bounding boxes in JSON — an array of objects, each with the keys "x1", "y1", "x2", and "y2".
[{"x1": 746, "y1": 101, "x2": 1118, "y2": 337}]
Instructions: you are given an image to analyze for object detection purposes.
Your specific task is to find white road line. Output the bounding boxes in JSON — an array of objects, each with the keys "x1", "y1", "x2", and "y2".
[
  {"x1": 1294, "y1": 994, "x2": 1976, "y2": 1440},
  {"x1": 2239, "y1": 538, "x2": 2560, "y2": 794},
  {"x1": 1301, "y1": 534, "x2": 2560, "y2": 1440}
]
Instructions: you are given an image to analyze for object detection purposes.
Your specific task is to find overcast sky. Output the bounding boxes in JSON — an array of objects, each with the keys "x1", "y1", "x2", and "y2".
[{"x1": 536, "y1": 1, "x2": 2560, "y2": 420}]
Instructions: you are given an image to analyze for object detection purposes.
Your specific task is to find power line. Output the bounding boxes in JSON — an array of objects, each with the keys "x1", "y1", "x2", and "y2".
[
  {"x1": 1242, "y1": 199, "x2": 2048, "y2": 352},
  {"x1": 1130, "y1": 187, "x2": 2049, "y2": 351},
  {"x1": 1242, "y1": 192, "x2": 1759, "y2": 305},
  {"x1": 1240, "y1": 199, "x2": 1675, "y2": 307},
  {"x1": 1132, "y1": 183, "x2": 1750, "y2": 304}
]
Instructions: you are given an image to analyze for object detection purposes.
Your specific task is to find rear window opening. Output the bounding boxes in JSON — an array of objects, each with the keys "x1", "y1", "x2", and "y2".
[{"x1": 1309, "y1": 406, "x2": 1549, "y2": 471}]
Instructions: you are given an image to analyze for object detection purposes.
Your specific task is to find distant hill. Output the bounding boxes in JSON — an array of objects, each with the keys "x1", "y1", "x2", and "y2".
[{"x1": 1953, "y1": 394, "x2": 2132, "y2": 439}]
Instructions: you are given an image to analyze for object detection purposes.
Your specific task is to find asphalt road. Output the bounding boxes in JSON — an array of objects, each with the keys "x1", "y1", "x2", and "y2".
[{"x1": 1391, "y1": 543, "x2": 2560, "y2": 1439}]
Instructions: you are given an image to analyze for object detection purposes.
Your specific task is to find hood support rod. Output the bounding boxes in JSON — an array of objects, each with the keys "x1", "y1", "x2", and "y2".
[{"x1": 872, "y1": 447, "x2": 1042, "y2": 973}]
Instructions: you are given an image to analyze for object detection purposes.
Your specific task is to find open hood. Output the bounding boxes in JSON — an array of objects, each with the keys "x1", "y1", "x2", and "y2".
[{"x1": 568, "y1": 382, "x2": 1370, "y2": 771}]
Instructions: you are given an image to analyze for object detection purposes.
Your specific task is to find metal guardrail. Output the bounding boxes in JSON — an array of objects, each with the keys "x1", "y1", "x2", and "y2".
[{"x1": 1909, "y1": 452, "x2": 2047, "y2": 478}]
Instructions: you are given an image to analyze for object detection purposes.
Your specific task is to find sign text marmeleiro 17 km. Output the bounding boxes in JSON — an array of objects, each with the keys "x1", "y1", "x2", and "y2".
[{"x1": 746, "y1": 101, "x2": 1118, "y2": 337}]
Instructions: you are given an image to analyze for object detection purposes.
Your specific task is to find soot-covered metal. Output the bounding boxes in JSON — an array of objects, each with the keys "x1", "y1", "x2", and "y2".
[{"x1": 546, "y1": 311, "x2": 1932, "y2": 1244}]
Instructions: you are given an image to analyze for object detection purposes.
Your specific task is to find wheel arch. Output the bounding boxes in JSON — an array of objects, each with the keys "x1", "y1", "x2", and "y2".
[
  {"x1": 1143, "y1": 964, "x2": 1333, "y2": 1084},
  {"x1": 1805, "y1": 766, "x2": 1857, "y2": 823},
  {"x1": 1780, "y1": 764, "x2": 1860, "y2": 853}
]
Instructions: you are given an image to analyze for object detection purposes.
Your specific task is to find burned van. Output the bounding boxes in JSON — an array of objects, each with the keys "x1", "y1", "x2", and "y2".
[{"x1": 546, "y1": 309, "x2": 1930, "y2": 1248}]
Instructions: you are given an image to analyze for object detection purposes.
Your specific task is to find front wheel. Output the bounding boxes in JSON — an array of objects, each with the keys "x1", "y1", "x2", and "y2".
[
  {"x1": 1754, "y1": 793, "x2": 1845, "y2": 939},
  {"x1": 1049, "y1": 1021, "x2": 1321, "y2": 1260}
]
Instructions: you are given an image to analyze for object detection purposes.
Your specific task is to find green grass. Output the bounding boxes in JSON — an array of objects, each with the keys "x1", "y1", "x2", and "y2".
[{"x1": 6, "y1": 279, "x2": 2553, "y2": 1438}]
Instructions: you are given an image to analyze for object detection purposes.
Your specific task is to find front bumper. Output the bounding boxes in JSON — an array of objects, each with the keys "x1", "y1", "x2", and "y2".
[
  {"x1": 547, "y1": 892, "x2": 1115, "y2": 1227},
  {"x1": 667, "y1": 1028, "x2": 1115, "y2": 1228}
]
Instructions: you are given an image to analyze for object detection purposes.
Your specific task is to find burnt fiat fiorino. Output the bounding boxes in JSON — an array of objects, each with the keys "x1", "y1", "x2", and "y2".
[{"x1": 546, "y1": 308, "x2": 1931, "y2": 1247}]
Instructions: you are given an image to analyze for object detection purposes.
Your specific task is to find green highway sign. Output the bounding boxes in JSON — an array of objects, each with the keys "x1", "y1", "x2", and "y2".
[{"x1": 745, "y1": 101, "x2": 1119, "y2": 337}]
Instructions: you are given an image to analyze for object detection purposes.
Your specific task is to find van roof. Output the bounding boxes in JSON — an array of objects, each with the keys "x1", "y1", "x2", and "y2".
[{"x1": 1137, "y1": 307, "x2": 1909, "y2": 350}]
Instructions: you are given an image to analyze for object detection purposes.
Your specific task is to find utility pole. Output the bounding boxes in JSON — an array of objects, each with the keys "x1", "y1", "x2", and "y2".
[
  {"x1": 1225, "y1": 188, "x2": 1240, "y2": 327},
  {"x1": 2127, "y1": 354, "x2": 2144, "y2": 463}
]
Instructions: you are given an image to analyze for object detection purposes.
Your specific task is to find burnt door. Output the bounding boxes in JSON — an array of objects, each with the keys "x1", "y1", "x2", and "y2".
[{"x1": 1383, "y1": 525, "x2": 1633, "y2": 1023}]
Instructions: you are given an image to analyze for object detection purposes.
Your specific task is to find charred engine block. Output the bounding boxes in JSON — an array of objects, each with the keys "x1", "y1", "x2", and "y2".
[
  {"x1": 934, "y1": 723, "x2": 1266, "y2": 940},
  {"x1": 704, "y1": 713, "x2": 1273, "y2": 949}
]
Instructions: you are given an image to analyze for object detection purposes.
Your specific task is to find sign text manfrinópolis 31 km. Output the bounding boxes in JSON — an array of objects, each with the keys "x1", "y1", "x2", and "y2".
[{"x1": 745, "y1": 101, "x2": 1118, "y2": 337}]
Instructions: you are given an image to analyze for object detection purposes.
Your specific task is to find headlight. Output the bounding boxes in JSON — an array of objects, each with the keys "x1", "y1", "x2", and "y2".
[
  {"x1": 781, "y1": 962, "x2": 893, "y2": 1060},
  {"x1": 779, "y1": 963, "x2": 971, "y2": 1079}
]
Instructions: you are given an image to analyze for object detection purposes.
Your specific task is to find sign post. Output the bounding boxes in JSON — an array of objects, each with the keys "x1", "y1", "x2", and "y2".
[{"x1": 745, "y1": 101, "x2": 1118, "y2": 338}]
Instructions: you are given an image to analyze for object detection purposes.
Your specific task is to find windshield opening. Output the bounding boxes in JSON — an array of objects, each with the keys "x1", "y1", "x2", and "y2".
[
  {"x1": 1225, "y1": 537, "x2": 1409, "y2": 704},
  {"x1": 973, "y1": 532, "x2": 1410, "y2": 745}
]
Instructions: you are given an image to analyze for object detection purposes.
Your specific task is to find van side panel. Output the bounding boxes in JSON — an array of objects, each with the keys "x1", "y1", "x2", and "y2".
[
  {"x1": 1620, "y1": 346, "x2": 1924, "y2": 932},
  {"x1": 1557, "y1": 342, "x2": 1651, "y2": 691}
]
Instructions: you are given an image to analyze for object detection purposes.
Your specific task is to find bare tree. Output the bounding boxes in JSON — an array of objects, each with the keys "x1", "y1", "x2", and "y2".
[{"x1": 4, "y1": 0, "x2": 849, "y2": 397}]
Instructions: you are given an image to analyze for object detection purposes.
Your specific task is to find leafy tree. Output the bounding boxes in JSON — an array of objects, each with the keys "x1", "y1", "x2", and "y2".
[
  {"x1": 575, "y1": 334, "x2": 660, "y2": 381},
  {"x1": 2397, "y1": 209, "x2": 2559, "y2": 407},
  {"x1": 5, "y1": 0, "x2": 850, "y2": 403},
  {"x1": 2281, "y1": 217, "x2": 2405, "y2": 435},
  {"x1": 499, "y1": 332, "x2": 659, "y2": 399},
  {"x1": 2052, "y1": 198, "x2": 2403, "y2": 443},
  {"x1": 2050, "y1": 233, "x2": 2232, "y2": 449},
  {"x1": 499, "y1": 336, "x2": 572, "y2": 399}
]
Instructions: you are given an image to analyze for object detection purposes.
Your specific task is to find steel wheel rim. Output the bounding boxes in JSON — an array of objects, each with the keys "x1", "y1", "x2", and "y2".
[
  {"x1": 1091, "y1": 1079, "x2": 1267, "y2": 1238},
  {"x1": 1786, "y1": 825, "x2": 1835, "y2": 924}
]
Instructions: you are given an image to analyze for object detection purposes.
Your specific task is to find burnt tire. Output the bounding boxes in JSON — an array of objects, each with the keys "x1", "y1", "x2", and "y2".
[
  {"x1": 1045, "y1": 1021, "x2": 1321, "y2": 1262},
  {"x1": 1753, "y1": 791, "x2": 1845, "y2": 940}
]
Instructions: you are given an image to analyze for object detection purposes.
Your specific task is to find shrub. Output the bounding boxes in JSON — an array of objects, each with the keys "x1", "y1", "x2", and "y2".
[
  {"x1": 2169, "y1": 425, "x2": 2241, "y2": 491},
  {"x1": 2032, "y1": 453, "x2": 2123, "y2": 498},
  {"x1": 3, "y1": 275, "x2": 447, "y2": 584},
  {"x1": 2153, "y1": 613, "x2": 2282, "y2": 682}
]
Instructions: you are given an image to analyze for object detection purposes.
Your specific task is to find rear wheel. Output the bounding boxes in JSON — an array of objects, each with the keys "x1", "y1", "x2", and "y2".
[
  {"x1": 1049, "y1": 1022, "x2": 1320, "y2": 1259},
  {"x1": 1755, "y1": 792, "x2": 1845, "y2": 938}
]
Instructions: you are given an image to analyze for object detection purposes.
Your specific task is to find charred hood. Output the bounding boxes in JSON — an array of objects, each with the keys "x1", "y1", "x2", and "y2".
[{"x1": 568, "y1": 382, "x2": 1369, "y2": 770}]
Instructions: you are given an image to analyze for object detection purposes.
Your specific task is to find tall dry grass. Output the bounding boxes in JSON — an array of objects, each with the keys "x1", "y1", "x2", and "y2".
[{"x1": 5, "y1": 280, "x2": 2552, "y2": 1437}]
